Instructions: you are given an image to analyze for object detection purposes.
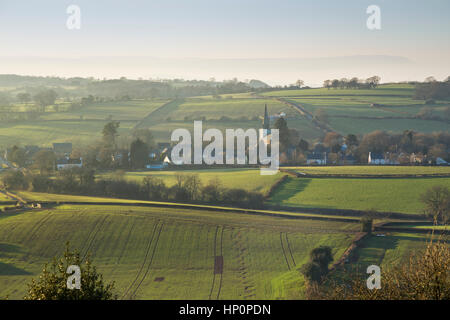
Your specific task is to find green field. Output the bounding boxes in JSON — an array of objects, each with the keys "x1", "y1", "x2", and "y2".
[
  {"x1": 0, "y1": 99, "x2": 168, "y2": 146},
  {"x1": 41, "y1": 99, "x2": 169, "y2": 121},
  {"x1": 0, "y1": 120, "x2": 137, "y2": 147},
  {"x1": 261, "y1": 84, "x2": 450, "y2": 136},
  {"x1": 354, "y1": 232, "x2": 434, "y2": 269},
  {"x1": 136, "y1": 98, "x2": 323, "y2": 141},
  {"x1": 268, "y1": 176, "x2": 450, "y2": 214},
  {"x1": 0, "y1": 192, "x2": 11, "y2": 201},
  {"x1": 102, "y1": 168, "x2": 285, "y2": 194},
  {"x1": 0, "y1": 204, "x2": 357, "y2": 299},
  {"x1": 2, "y1": 84, "x2": 448, "y2": 147}
]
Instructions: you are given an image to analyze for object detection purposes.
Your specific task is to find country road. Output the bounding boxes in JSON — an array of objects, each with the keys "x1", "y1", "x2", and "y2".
[{"x1": 276, "y1": 97, "x2": 334, "y2": 134}]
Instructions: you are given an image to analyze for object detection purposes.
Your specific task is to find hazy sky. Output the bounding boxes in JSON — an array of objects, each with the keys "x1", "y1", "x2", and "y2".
[{"x1": 0, "y1": 0, "x2": 449, "y2": 85}]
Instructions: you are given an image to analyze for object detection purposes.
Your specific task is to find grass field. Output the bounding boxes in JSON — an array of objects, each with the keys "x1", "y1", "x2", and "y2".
[
  {"x1": 268, "y1": 176, "x2": 450, "y2": 214},
  {"x1": 285, "y1": 166, "x2": 450, "y2": 176},
  {"x1": 136, "y1": 98, "x2": 323, "y2": 141},
  {"x1": 354, "y1": 232, "x2": 434, "y2": 269},
  {"x1": 0, "y1": 99, "x2": 168, "y2": 146},
  {"x1": 0, "y1": 204, "x2": 358, "y2": 299},
  {"x1": 101, "y1": 168, "x2": 285, "y2": 194},
  {"x1": 41, "y1": 99, "x2": 169, "y2": 121},
  {"x1": 2, "y1": 84, "x2": 448, "y2": 147},
  {"x1": 261, "y1": 84, "x2": 450, "y2": 136},
  {"x1": 0, "y1": 120, "x2": 137, "y2": 147},
  {"x1": 0, "y1": 193, "x2": 11, "y2": 201}
]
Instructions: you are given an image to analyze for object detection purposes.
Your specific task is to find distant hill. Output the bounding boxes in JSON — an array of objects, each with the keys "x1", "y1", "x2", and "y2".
[{"x1": 248, "y1": 79, "x2": 270, "y2": 89}]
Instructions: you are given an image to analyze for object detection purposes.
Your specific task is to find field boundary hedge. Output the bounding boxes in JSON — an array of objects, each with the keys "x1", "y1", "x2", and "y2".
[
  {"x1": 266, "y1": 203, "x2": 427, "y2": 220},
  {"x1": 374, "y1": 221, "x2": 448, "y2": 235},
  {"x1": 280, "y1": 168, "x2": 450, "y2": 179},
  {"x1": 330, "y1": 232, "x2": 369, "y2": 271},
  {"x1": 264, "y1": 174, "x2": 288, "y2": 199}
]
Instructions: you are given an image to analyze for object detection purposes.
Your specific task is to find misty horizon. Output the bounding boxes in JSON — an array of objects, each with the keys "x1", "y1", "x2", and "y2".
[{"x1": 1, "y1": 54, "x2": 447, "y2": 87}]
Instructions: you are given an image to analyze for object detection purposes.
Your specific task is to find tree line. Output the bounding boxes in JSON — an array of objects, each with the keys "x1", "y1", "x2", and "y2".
[{"x1": 1, "y1": 169, "x2": 264, "y2": 209}]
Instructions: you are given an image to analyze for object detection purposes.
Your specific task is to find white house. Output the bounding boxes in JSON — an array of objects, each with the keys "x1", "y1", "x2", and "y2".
[{"x1": 436, "y1": 157, "x2": 449, "y2": 165}]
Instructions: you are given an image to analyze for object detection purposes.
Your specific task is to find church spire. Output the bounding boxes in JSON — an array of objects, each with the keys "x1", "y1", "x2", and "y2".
[{"x1": 263, "y1": 104, "x2": 270, "y2": 130}]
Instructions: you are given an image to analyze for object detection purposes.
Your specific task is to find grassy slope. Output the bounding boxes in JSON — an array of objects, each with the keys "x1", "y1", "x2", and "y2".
[
  {"x1": 355, "y1": 232, "x2": 437, "y2": 269},
  {"x1": 268, "y1": 176, "x2": 450, "y2": 214},
  {"x1": 261, "y1": 85, "x2": 450, "y2": 135},
  {"x1": 0, "y1": 120, "x2": 137, "y2": 147},
  {"x1": 3, "y1": 84, "x2": 446, "y2": 146},
  {"x1": 0, "y1": 99, "x2": 168, "y2": 146},
  {"x1": 0, "y1": 204, "x2": 356, "y2": 299}
]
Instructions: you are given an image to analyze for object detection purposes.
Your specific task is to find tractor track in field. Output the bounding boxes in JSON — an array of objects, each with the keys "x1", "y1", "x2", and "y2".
[
  {"x1": 122, "y1": 220, "x2": 162, "y2": 300},
  {"x1": 232, "y1": 228, "x2": 256, "y2": 299},
  {"x1": 22, "y1": 212, "x2": 53, "y2": 260},
  {"x1": 26, "y1": 212, "x2": 53, "y2": 244},
  {"x1": 285, "y1": 233, "x2": 296, "y2": 268},
  {"x1": 130, "y1": 221, "x2": 164, "y2": 299},
  {"x1": 209, "y1": 226, "x2": 225, "y2": 300},
  {"x1": 117, "y1": 219, "x2": 137, "y2": 265},
  {"x1": 81, "y1": 215, "x2": 109, "y2": 261},
  {"x1": 280, "y1": 232, "x2": 296, "y2": 270},
  {"x1": 122, "y1": 221, "x2": 159, "y2": 299},
  {"x1": 209, "y1": 226, "x2": 219, "y2": 300},
  {"x1": 216, "y1": 226, "x2": 224, "y2": 299},
  {"x1": 280, "y1": 232, "x2": 291, "y2": 270},
  {"x1": 108, "y1": 219, "x2": 137, "y2": 279}
]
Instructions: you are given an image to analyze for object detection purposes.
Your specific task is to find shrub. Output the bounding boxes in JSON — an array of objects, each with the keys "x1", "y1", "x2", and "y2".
[{"x1": 24, "y1": 243, "x2": 117, "y2": 300}]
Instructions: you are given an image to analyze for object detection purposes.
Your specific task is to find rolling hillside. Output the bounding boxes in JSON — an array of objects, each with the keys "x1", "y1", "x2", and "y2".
[
  {"x1": 3, "y1": 83, "x2": 447, "y2": 147},
  {"x1": 0, "y1": 203, "x2": 357, "y2": 299}
]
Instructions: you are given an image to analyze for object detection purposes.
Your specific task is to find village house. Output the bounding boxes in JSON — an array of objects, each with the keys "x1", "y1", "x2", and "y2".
[{"x1": 410, "y1": 152, "x2": 426, "y2": 164}]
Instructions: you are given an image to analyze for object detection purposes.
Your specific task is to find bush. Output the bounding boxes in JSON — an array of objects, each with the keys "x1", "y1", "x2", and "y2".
[
  {"x1": 314, "y1": 237, "x2": 450, "y2": 300},
  {"x1": 24, "y1": 243, "x2": 117, "y2": 300},
  {"x1": 1, "y1": 170, "x2": 28, "y2": 190},
  {"x1": 301, "y1": 262, "x2": 323, "y2": 283},
  {"x1": 361, "y1": 217, "x2": 373, "y2": 233},
  {"x1": 420, "y1": 185, "x2": 449, "y2": 224},
  {"x1": 301, "y1": 246, "x2": 334, "y2": 285}
]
